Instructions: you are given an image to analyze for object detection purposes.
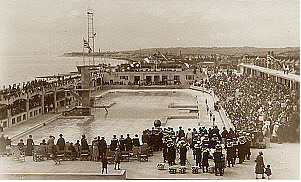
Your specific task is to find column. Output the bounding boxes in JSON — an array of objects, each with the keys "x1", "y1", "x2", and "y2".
[
  {"x1": 26, "y1": 93, "x2": 30, "y2": 119},
  {"x1": 64, "y1": 91, "x2": 68, "y2": 107},
  {"x1": 7, "y1": 108, "x2": 11, "y2": 128},
  {"x1": 41, "y1": 87, "x2": 45, "y2": 114},
  {"x1": 54, "y1": 88, "x2": 57, "y2": 113}
]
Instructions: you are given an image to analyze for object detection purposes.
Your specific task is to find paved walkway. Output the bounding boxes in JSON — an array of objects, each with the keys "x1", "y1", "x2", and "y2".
[{"x1": 0, "y1": 143, "x2": 298, "y2": 180}]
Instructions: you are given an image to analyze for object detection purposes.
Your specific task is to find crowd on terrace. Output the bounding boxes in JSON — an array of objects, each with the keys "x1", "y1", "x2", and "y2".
[
  {"x1": 0, "y1": 77, "x2": 80, "y2": 101},
  {"x1": 202, "y1": 71, "x2": 299, "y2": 143}
]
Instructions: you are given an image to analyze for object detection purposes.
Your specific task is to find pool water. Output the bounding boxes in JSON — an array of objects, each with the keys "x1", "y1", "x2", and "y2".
[{"x1": 26, "y1": 90, "x2": 200, "y2": 144}]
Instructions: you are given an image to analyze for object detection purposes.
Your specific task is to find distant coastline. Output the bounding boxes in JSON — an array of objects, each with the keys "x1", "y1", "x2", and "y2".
[{"x1": 63, "y1": 46, "x2": 300, "y2": 58}]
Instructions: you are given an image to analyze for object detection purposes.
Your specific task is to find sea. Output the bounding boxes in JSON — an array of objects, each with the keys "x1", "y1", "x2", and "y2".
[{"x1": 0, "y1": 55, "x2": 126, "y2": 88}]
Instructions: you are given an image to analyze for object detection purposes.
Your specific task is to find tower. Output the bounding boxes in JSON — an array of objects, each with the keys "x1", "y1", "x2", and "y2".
[{"x1": 87, "y1": 7, "x2": 96, "y2": 65}]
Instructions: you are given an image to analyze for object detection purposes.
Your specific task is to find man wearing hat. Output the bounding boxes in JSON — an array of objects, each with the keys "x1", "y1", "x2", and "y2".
[
  {"x1": 162, "y1": 139, "x2": 168, "y2": 163},
  {"x1": 99, "y1": 136, "x2": 107, "y2": 159},
  {"x1": 179, "y1": 141, "x2": 188, "y2": 166},
  {"x1": 57, "y1": 134, "x2": 65, "y2": 151},
  {"x1": 167, "y1": 142, "x2": 176, "y2": 166},
  {"x1": 178, "y1": 126, "x2": 185, "y2": 140},
  {"x1": 119, "y1": 135, "x2": 126, "y2": 151},
  {"x1": 81, "y1": 135, "x2": 89, "y2": 150},
  {"x1": 232, "y1": 138, "x2": 238, "y2": 165},
  {"x1": 237, "y1": 137, "x2": 245, "y2": 164},
  {"x1": 125, "y1": 134, "x2": 133, "y2": 151},
  {"x1": 226, "y1": 140, "x2": 235, "y2": 167},
  {"x1": 110, "y1": 135, "x2": 119, "y2": 151},
  {"x1": 194, "y1": 144, "x2": 202, "y2": 167},
  {"x1": 221, "y1": 127, "x2": 228, "y2": 145},
  {"x1": 213, "y1": 145, "x2": 224, "y2": 176},
  {"x1": 201, "y1": 147, "x2": 210, "y2": 173},
  {"x1": 133, "y1": 134, "x2": 140, "y2": 147}
]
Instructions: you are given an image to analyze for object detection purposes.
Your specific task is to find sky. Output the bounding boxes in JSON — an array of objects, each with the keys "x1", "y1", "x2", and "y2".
[{"x1": 0, "y1": 0, "x2": 300, "y2": 56}]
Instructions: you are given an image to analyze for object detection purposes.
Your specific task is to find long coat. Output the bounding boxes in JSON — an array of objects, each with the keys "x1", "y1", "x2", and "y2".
[{"x1": 255, "y1": 155, "x2": 265, "y2": 174}]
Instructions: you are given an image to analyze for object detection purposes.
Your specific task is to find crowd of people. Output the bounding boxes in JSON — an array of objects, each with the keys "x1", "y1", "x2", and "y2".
[
  {"x1": 11, "y1": 133, "x2": 143, "y2": 172},
  {"x1": 0, "y1": 77, "x2": 79, "y2": 101},
  {"x1": 155, "y1": 124, "x2": 269, "y2": 177},
  {"x1": 200, "y1": 71, "x2": 299, "y2": 144}
]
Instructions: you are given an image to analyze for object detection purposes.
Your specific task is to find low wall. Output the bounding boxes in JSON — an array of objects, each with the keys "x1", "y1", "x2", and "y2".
[
  {"x1": 189, "y1": 86, "x2": 234, "y2": 130},
  {"x1": 0, "y1": 171, "x2": 126, "y2": 180}
]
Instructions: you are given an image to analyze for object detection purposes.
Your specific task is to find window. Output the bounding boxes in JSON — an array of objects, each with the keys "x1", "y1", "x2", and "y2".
[
  {"x1": 12, "y1": 118, "x2": 15, "y2": 125},
  {"x1": 186, "y1": 75, "x2": 194, "y2": 80},
  {"x1": 162, "y1": 75, "x2": 168, "y2": 81},
  {"x1": 39, "y1": 108, "x2": 42, "y2": 114},
  {"x1": 23, "y1": 114, "x2": 26, "y2": 120},
  {"x1": 17, "y1": 116, "x2": 21, "y2": 122},
  {"x1": 3, "y1": 121, "x2": 7, "y2": 128},
  {"x1": 30, "y1": 112, "x2": 33, "y2": 117},
  {"x1": 119, "y1": 76, "x2": 128, "y2": 80},
  {"x1": 174, "y1": 75, "x2": 180, "y2": 81}
]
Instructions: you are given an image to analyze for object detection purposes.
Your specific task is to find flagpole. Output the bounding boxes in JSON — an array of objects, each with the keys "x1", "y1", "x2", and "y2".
[{"x1": 83, "y1": 38, "x2": 85, "y2": 65}]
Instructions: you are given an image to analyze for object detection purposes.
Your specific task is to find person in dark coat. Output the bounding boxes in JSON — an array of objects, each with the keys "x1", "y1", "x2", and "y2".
[
  {"x1": 226, "y1": 141, "x2": 235, "y2": 167},
  {"x1": 179, "y1": 143, "x2": 188, "y2": 166},
  {"x1": 162, "y1": 139, "x2": 168, "y2": 163},
  {"x1": 221, "y1": 127, "x2": 228, "y2": 145},
  {"x1": 18, "y1": 139, "x2": 25, "y2": 152},
  {"x1": 142, "y1": 131, "x2": 149, "y2": 144},
  {"x1": 245, "y1": 135, "x2": 251, "y2": 160},
  {"x1": 132, "y1": 134, "x2": 140, "y2": 147},
  {"x1": 237, "y1": 140, "x2": 245, "y2": 164},
  {"x1": 255, "y1": 151, "x2": 265, "y2": 179},
  {"x1": 25, "y1": 135, "x2": 34, "y2": 156},
  {"x1": 57, "y1": 134, "x2": 65, "y2": 151},
  {"x1": 99, "y1": 136, "x2": 107, "y2": 159},
  {"x1": 178, "y1": 126, "x2": 185, "y2": 140},
  {"x1": 119, "y1": 135, "x2": 126, "y2": 151},
  {"x1": 81, "y1": 135, "x2": 89, "y2": 150},
  {"x1": 68, "y1": 143, "x2": 77, "y2": 160},
  {"x1": 102, "y1": 156, "x2": 108, "y2": 174},
  {"x1": 110, "y1": 135, "x2": 118, "y2": 151},
  {"x1": 228, "y1": 128, "x2": 235, "y2": 139},
  {"x1": 213, "y1": 145, "x2": 224, "y2": 176},
  {"x1": 125, "y1": 134, "x2": 133, "y2": 151},
  {"x1": 114, "y1": 148, "x2": 122, "y2": 170},
  {"x1": 195, "y1": 144, "x2": 202, "y2": 167},
  {"x1": 233, "y1": 139, "x2": 238, "y2": 165},
  {"x1": 202, "y1": 147, "x2": 210, "y2": 173},
  {"x1": 265, "y1": 164, "x2": 272, "y2": 180},
  {"x1": 167, "y1": 143, "x2": 176, "y2": 166}
]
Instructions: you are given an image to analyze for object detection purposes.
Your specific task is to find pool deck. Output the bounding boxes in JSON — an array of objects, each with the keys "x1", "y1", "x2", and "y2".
[
  {"x1": 1, "y1": 88, "x2": 299, "y2": 180},
  {"x1": 0, "y1": 143, "x2": 299, "y2": 180}
]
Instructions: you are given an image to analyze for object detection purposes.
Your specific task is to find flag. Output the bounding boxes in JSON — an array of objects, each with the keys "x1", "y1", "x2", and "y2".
[{"x1": 83, "y1": 38, "x2": 92, "y2": 53}]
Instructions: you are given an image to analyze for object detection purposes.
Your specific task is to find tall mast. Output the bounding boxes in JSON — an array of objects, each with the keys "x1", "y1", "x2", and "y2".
[{"x1": 87, "y1": 3, "x2": 95, "y2": 65}]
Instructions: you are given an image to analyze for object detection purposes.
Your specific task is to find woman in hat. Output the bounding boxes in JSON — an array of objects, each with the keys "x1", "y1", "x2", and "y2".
[
  {"x1": 255, "y1": 151, "x2": 265, "y2": 179},
  {"x1": 92, "y1": 137, "x2": 99, "y2": 161},
  {"x1": 57, "y1": 134, "x2": 65, "y2": 151},
  {"x1": 114, "y1": 148, "x2": 122, "y2": 170},
  {"x1": 25, "y1": 135, "x2": 34, "y2": 156}
]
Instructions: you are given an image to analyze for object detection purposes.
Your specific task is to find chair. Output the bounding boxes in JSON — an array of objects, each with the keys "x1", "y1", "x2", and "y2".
[
  {"x1": 138, "y1": 148, "x2": 148, "y2": 162},
  {"x1": 121, "y1": 151, "x2": 130, "y2": 162},
  {"x1": 12, "y1": 146, "x2": 25, "y2": 162},
  {"x1": 131, "y1": 147, "x2": 140, "y2": 160},
  {"x1": 33, "y1": 145, "x2": 47, "y2": 162},
  {"x1": 106, "y1": 151, "x2": 115, "y2": 164},
  {"x1": 56, "y1": 145, "x2": 65, "y2": 160},
  {"x1": 65, "y1": 143, "x2": 72, "y2": 160},
  {"x1": 80, "y1": 149, "x2": 90, "y2": 161}
]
